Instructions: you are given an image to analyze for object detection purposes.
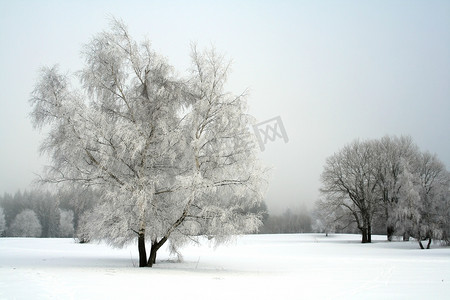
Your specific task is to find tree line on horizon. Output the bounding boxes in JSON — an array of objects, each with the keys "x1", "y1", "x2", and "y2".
[
  {"x1": 0, "y1": 190, "x2": 313, "y2": 238},
  {"x1": 0, "y1": 189, "x2": 98, "y2": 238},
  {"x1": 2, "y1": 170, "x2": 448, "y2": 251}
]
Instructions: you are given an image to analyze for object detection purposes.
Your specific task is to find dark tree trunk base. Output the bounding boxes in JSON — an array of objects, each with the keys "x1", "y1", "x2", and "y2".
[
  {"x1": 403, "y1": 232, "x2": 410, "y2": 241},
  {"x1": 361, "y1": 228, "x2": 371, "y2": 243},
  {"x1": 418, "y1": 237, "x2": 432, "y2": 249},
  {"x1": 138, "y1": 233, "x2": 147, "y2": 267},
  {"x1": 387, "y1": 226, "x2": 395, "y2": 242},
  {"x1": 147, "y1": 237, "x2": 168, "y2": 267},
  {"x1": 362, "y1": 230, "x2": 368, "y2": 243},
  {"x1": 148, "y1": 243, "x2": 157, "y2": 267},
  {"x1": 419, "y1": 240, "x2": 424, "y2": 249}
]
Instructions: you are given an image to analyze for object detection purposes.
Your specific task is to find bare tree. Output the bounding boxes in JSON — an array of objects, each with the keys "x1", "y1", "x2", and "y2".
[
  {"x1": 30, "y1": 19, "x2": 265, "y2": 267},
  {"x1": 320, "y1": 139, "x2": 380, "y2": 243}
]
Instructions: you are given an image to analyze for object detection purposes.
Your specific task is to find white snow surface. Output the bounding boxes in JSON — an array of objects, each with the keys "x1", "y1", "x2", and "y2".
[{"x1": 1, "y1": 234, "x2": 449, "y2": 299}]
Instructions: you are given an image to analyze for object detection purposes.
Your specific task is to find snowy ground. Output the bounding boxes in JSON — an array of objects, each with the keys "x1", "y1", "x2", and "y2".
[{"x1": 1, "y1": 234, "x2": 449, "y2": 299}]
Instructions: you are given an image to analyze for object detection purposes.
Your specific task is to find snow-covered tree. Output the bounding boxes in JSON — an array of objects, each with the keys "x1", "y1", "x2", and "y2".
[
  {"x1": 0, "y1": 191, "x2": 27, "y2": 229},
  {"x1": 394, "y1": 164, "x2": 422, "y2": 242},
  {"x1": 319, "y1": 136, "x2": 449, "y2": 246},
  {"x1": 0, "y1": 190, "x2": 62, "y2": 237},
  {"x1": 59, "y1": 209, "x2": 74, "y2": 237},
  {"x1": 0, "y1": 207, "x2": 6, "y2": 236},
  {"x1": 395, "y1": 153, "x2": 450, "y2": 249},
  {"x1": 320, "y1": 139, "x2": 379, "y2": 243},
  {"x1": 9, "y1": 209, "x2": 42, "y2": 237},
  {"x1": 440, "y1": 188, "x2": 450, "y2": 244},
  {"x1": 30, "y1": 19, "x2": 265, "y2": 267},
  {"x1": 373, "y1": 136, "x2": 418, "y2": 241},
  {"x1": 312, "y1": 198, "x2": 353, "y2": 236}
]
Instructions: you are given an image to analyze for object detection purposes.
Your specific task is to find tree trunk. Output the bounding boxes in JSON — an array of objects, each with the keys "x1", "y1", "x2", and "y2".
[
  {"x1": 403, "y1": 232, "x2": 410, "y2": 241},
  {"x1": 426, "y1": 237, "x2": 432, "y2": 249},
  {"x1": 361, "y1": 215, "x2": 372, "y2": 243},
  {"x1": 387, "y1": 225, "x2": 395, "y2": 241},
  {"x1": 418, "y1": 239, "x2": 424, "y2": 249},
  {"x1": 361, "y1": 228, "x2": 368, "y2": 243},
  {"x1": 138, "y1": 232, "x2": 147, "y2": 267},
  {"x1": 147, "y1": 236, "x2": 169, "y2": 267},
  {"x1": 148, "y1": 242, "x2": 157, "y2": 267}
]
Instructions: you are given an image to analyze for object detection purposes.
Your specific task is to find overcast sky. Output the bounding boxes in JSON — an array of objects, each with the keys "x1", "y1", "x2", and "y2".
[{"x1": 1, "y1": 0, "x2": 449, "y2": 213}]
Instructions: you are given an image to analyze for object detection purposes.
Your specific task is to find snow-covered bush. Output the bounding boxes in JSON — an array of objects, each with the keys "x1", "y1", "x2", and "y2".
[{"x1": 76, "y1": 211, "x2": 95, "y2": 243}]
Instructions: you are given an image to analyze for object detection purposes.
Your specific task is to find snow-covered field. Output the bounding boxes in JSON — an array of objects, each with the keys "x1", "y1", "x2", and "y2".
[{"x1": 1, "y1": 234, "x2": 449, "y2": 299}]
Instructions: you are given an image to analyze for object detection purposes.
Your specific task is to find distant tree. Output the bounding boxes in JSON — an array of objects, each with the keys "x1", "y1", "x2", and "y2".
[
  {"x1": 30, "y1": 19, "x2": 265, "y2": 267},
  {"x1": 395, "y1": 153, "x2": 450, "y2": 249},
  {"x1": 312, "y1": 198, "x2": 358, "y2": 236},
  {"x1": 320, "y1": 139, "x2": 379, "y2": 243},
  {"x1": 0, "y1": 190, "x2": 61, "y2": 237},
  {"x1": 9, "y1": 209, "x2": 42, "y2": 237},
  {"x1": 394, "y1": 166, "x2": 421, "y2": 242},
  {"x1": 440, "y1": 189, "x2": 450, "y2": 244},
  {"x1": 373, "y1": 136, "x2": 418, "y2": 241},
  {"x1": 0, "y1": 207, "x2": 6, "y2": 236},
  {"x1": 0, "y1": 191, "x2": 29, "y2": 230},
  {"x1": 58, "y1": 188, "x2": 99, "y2": 231},
  {"x1": 31, "y1": 191, "x2": 60, "y2": 237},
  {"x1": 298, "y1": 205, "x2": 312, "y2": 233},
  {"x1": 59, "y1": 209, "x2": 75, "y2": 237},
  {"x1": 261, "y1": 206, "x2": 312, "y2": 234},
  {"x1": 312, "y1": 199, "x2": 336, "y2": 236},
  {"x1": 320, "y1": 136, "x2": 449, "y2": 246}
]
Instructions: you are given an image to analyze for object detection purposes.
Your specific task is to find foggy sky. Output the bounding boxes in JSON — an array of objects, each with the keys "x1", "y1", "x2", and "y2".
[{"x1": 1, "y1": 0, "x2": 449, "y2": 213}]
